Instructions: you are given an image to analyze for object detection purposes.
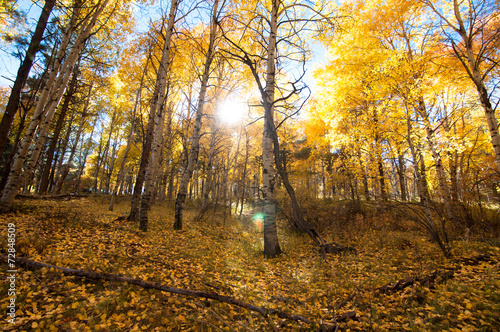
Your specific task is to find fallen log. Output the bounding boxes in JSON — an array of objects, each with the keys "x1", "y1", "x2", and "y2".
[
  {"x1": 15, "y1": 193, "x2": 90, "y2": 200},
  {"x1": 321, "y1": 243, "x2": 357, "y2": 255},
  {"x1": 2, "y1": 255, "x2": 336, "y2": 330},
  {"x1": 376, "y1": 270, "x2": 454, "y2": 294},
  {"x1": 335, "y1": 292, "x2": 356, "y2": 311}
]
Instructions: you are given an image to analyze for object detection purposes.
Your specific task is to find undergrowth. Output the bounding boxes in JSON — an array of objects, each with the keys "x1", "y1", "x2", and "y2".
[{"x1": 1, "y1": 197, "x2": 499, "y2": 331}]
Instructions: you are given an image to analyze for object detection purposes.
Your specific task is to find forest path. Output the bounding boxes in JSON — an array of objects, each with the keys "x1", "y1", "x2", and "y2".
[{"x1": 1, "y1": 197, "x2": 499, "y2": 331}]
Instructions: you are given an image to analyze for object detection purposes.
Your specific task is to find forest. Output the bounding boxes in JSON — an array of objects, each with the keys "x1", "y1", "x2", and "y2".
[{"x1": 0, "y1": 0, "x2": 499, "y2": 330}]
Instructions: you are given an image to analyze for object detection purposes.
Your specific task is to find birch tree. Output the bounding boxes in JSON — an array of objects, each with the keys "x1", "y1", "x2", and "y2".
[
  {"x1": 219, "y1": 0, "x2": 334, "y2": 257},
  {"x1": 128, "y1": 0, "x2": 179, "y2": 223},
  {"x1": 173, "y1": 0, "x2": 221, "y2": 230},
  {"x1": 136, "y1": 0, "x2": 179, "y2": 231}
]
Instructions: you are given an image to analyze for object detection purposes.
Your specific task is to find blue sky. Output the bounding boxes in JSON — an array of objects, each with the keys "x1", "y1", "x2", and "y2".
[
  {"x1": 0, "y1": 0, "x2": 327, "y2": 92},
  {"x1": 0, "y1": 1, "x2": 43, "y2": 87}
]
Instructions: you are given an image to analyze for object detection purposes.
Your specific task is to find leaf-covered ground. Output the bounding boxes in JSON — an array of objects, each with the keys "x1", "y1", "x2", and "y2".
[{"x1": 1, "y1": 197, "x2": 499, "y2": 331}]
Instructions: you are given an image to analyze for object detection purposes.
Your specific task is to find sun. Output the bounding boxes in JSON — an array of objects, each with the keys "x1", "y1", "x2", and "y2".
[{"x1": 218, "y1": 100, "x2": 246, "y2": 125}]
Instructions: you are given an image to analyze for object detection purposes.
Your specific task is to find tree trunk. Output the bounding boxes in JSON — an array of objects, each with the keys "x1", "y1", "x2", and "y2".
[
  {"x1": 173, "y1": 0, "x2": 219, "y2": 230},
  {"x1": 52, "y1": 111, "x2": 76, "y2": 192},
  {"x1": 397, "y1": 153, "x2": 407, "y2": 201},
  {"x1": 238, "y1": 130, "x2": 249, "y2": 218},
  {"x1": 0, "y1": 94, "x2": 32, "y2": 192},
  {"x1": 38, "y1": 70, "x2": 78, "y2": 194},
  {"x1": 417, "y1": 99, "x2": 457, "y2": 224},
  {"x1": 258, "y1": 0, "x2": 282, "y2": 258},
  {"x1": 200, "y1": 126, "x2": 218, "y2": 214},
  {"x1": 137, "y1": 0, "x2": 179, "y2": 230},
  {"x1": 140, "y1": 102, "x2": 169, "y2": 231},
  {"x1": 109, "y1": 59, "x2": 147, "y2": 211},
  {"x1": 54, "y1": 91, "x2": 90, "y2": 194},
  {"x1": 451, "y1": 0, "x2": 500, "y2": 172},
  {"x1": 128, "y1": 3, "x2": 177, "y2": 222}
]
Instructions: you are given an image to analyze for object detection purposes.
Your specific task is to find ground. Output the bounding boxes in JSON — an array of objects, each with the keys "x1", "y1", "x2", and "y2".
[{"x1": 1, "y1": 197, "x2": 499, "y2": 331}]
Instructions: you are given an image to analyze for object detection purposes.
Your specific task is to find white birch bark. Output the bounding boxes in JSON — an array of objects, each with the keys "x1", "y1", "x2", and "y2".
[
  {"x1": 109, "y1": 58, "x2": 148, "y2": 211},
  {"x1": 261, "y1": 0, "x2": 281, "y2": 257},
  {"x1": 173, "y1": 0, "x2": 220, "y2": 230},
  {"x1": 417, "y1": 100, "x2": 457, "y2": 223},
  {"x1": 137, "y1": 0, "x2": 179, "y2": 231}
]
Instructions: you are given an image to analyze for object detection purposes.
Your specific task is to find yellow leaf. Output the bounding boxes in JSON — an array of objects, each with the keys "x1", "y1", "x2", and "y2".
[
  {"x1": 71, "y1": 302, "x2": 78, "y2": 309},
  {"x1": 32, "y1": 322, "x2": 39, "y2": 328},
  {"x1": 466, "y1": 303, "x2": 472, "y2": 310}
]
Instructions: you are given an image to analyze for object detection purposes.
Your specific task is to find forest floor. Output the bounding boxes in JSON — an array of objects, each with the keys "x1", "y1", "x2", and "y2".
[{"x1": 1, "y1": 197, "x2": 499, "y2": 331}]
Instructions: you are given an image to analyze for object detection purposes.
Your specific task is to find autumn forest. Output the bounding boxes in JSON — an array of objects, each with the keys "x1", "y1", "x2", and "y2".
[{"x1": 0, "y1": 0, "x2": 499, "y2": 331}]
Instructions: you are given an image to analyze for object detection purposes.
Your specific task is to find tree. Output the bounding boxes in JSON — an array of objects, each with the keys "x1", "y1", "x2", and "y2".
[
  {"x1": 137, "y1": 0, "x2": 180, "y2": 231},
  {"x1": 0, "y1": 0, "x2": 56, "y2": 155},
  {"x1": 219, "y1": 0, "x2": 334, "y2": 257},
  {"x1": 421, "y1": 0, "x2": 500, "y2": 171},
  {"x1": 173, "y1": 0, "x2": 221, "y2": 230}
]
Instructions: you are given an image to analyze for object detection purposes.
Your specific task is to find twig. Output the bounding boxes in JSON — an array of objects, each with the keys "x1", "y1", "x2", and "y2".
[{"x1": 4, "y1": 255, "x2": 335, "y2": 329}]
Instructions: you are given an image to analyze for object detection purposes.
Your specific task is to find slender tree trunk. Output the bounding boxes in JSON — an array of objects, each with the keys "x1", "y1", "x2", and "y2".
[
  {"x1": 109, "y1": 61, "x2": 147, "y2": 211},
  {"x1": 129, "y1": 3, "x2": 178, "y2": 222},
  {"x1": 238, "y1": 130, "x2": 249, "y2": 218},
  {"x1": 74, "y1": 115, "x2": 97, "y2": 193},
  {"x1": 397, "y1": 153, "x2": 407, "y2": 201},
  {"x1": 451, "y1": 0, "x2": 500, "y2": 172},
  {"x1": 417, "y1": 99, "x2": 457, "y2": 223},
  {"x1": 54, "y1": 94, "x2": 90, "y2": 194},
  {"x1": 38, "y1": 71, "x2": 78, "y2": 194},
  {"x1": 174, "y1": 0, "x2": 219, "y2": 230},
  {"x1": 52, "y1": 111, "x2": 76, "y2": 191},
  {"x1": 137, "y1": 0, "x2": 179, "y2": 230},
  {"x1": 356, "y1": 148, "x2": 370, "y2": 201},
  {"x1": 257, "y1": 0, "x2": 282, "y2": 257},
  {"x1": 0, "y1": 103, "x2": 28, "y2": 192},
  {"x1": 0, "y1": 0, "x2": 56, "y2": 155},
  {"x1": 140, "y1": 102, "x2": 168, "y2": 231},
  {"x1": 200, "y1": 126, "x2": 218, "y2": 213}
]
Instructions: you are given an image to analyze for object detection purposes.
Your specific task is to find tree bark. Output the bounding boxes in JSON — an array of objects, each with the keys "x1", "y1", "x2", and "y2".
[
  {"x1": 397, "y1": 153, "x2": 407, "y2": 201},
  {"x1": 54, "y1": 89, "x2": 90, "y2": 194},
  {"x1": 128, "y1": 2, "x2": 178, "y2": 222},
  {"x1": 137, "y1": 0, "x2": 179, "y2": 230},
  {"x1": 109, "y1": 59, "x2": 147, "y2": 211},
  {"x1": 199, "y1": 125, "x2": 218, "y2": 214},
  {"x1": 417, "y1": 99, "x2": 457, "y2": 224},
  {"x1": 259, "y1": 0, "x2": 282, "y2": 258},
  {"x1": 173, "y1": 0, "x2": 219, "y2": 230},
  {"x1": 38, "y1": 71, "x2": 78, "y2": 194},
  {"x1": 139, "y1": 101, "x2": 169, "y2": 231}
]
